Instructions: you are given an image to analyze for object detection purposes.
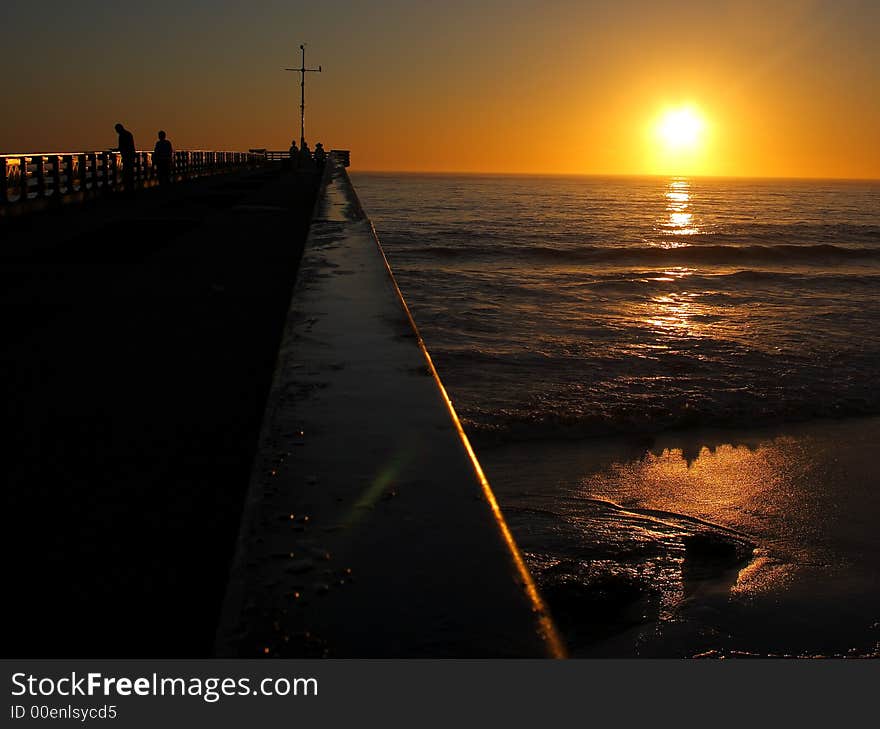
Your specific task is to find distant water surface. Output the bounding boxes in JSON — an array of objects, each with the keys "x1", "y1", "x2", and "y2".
[
  {"x1": 353, "y1": 173, "x2": 880, "y2": 657},
  {"x1": 353, "y1": 174, "x2": 880, "y2": 439}
]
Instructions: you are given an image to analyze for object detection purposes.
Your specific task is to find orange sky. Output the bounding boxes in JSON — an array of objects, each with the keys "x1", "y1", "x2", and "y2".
[{"x1": 3, "y1": 0, "x2": 878, "y2": 178}]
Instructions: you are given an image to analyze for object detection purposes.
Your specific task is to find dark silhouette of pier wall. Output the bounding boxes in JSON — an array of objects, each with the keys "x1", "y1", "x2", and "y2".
[
  {"x1": 3, "y1": 152, "x2": 562, "y2": 658},
  {"x1": 2, "y1": 162, "x2": 321, "y2": 656}
]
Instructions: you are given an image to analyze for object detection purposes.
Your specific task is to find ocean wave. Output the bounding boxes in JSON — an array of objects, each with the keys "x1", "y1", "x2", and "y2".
[
  {"x1": 679, "y1": 222, "x2": 880, "y2": 245},
  {"x1": 402, "y1": 242, "x2": 880, "y2": 265},
  {"x1": 358, "y1": 174, "x2": 880, "y2": 448},
  {"x1": 462, "y1": 396, "x2": 880, "y2": 445}
]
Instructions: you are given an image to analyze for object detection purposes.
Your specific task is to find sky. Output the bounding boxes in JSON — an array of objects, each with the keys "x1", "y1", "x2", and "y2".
[{"x1": 3, "y1": 0, "x2": 879, "y2": 178}]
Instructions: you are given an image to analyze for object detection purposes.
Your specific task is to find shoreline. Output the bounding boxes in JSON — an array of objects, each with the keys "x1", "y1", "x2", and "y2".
[
  {"x1": 482, "y1": 415, "x2": 880, "y2": 657},
  {"x1": 465, "y1": 411, "x2": 880, "y2": 452}
]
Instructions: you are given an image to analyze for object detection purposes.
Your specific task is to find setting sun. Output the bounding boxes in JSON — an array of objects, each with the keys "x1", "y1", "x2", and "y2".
[
  {"x1": 657, "y1": 107, "x2": 705, "y2": 150},
  {"x1": 646, "y1": 105, "x2": 711, "y2": 175}
]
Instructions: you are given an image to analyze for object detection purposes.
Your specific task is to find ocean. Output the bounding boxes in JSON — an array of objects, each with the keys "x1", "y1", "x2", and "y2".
[{"x1": 352, "y1": 173, "x2": 880, "y2": 657}]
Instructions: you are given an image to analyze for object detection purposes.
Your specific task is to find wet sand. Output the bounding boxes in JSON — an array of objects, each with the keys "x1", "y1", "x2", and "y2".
[
  {"x1": 2, "y1": 167, "x2": 319, "y2": 657},
  {"x1": 481, "y1": 416, "x2": 880, "y2": 657}
]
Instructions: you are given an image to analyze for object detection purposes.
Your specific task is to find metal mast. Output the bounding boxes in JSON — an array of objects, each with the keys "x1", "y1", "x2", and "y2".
[{"x1": 284, "y1": 44, "x2": 322, "y2": 147}]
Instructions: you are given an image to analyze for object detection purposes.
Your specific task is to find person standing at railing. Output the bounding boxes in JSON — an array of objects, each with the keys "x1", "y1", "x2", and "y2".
[
  {"x1": 299, "y1": 141, "x2": 313, "y2": 170},
  {"x1": 288, "y1": 139, "x2": 299, "y2": 170},
  {"x1": 313, "y1": 142, "x2": 326, "y2": 171},
  {"x1": 153, "y1": 130, "x2": 174, "y2": 186},
  {"x1": 113, "y1": 123, "x2": 137, "y2": 194}
]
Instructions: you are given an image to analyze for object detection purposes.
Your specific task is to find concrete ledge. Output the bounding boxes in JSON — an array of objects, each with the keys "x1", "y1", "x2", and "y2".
[{"x1": 216, "y1": 159, "x2": 565, "y2": 657}]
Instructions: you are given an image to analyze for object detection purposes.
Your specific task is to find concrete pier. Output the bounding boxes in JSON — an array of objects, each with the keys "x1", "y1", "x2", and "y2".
[
  {"x1": 217, "y1": 159, "x2": 564, "y2": 657},
  {"x1": 2, "y1": 165, "x2": 320, "y2": 656}
]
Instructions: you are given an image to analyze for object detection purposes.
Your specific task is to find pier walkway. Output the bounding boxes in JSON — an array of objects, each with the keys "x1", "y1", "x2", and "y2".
[
  {"x1": 216, "y1": 160, "x2": 562, "y2": 657},
  {"x1": 2, "y1": 157, "x2": 563, "y2": 657},
  {"x1": 3, "y1": 164, "x2": 319, "y2": 656}
]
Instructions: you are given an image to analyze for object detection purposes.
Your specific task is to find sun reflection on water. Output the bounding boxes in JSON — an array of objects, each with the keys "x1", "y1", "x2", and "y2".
[
  {"x1": 662, "y1": 178, "x2": 699, "y2": 236},
  {"x1": 640, "y1": 287, "x2": 722, "y2": 339},
  {"x1": 579, "y1": 435, "x2": 821, "y2": 597}
]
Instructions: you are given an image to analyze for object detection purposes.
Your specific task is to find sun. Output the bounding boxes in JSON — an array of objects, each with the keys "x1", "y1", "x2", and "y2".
[{"x1": 656, "y1": 106, "x2": 705, "y2": 151}]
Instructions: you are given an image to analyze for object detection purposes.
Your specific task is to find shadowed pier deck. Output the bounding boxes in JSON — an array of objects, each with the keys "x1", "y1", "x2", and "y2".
[
  {"x1": 2, "y1": 157, "x2": 563, "y2": 658},
  {"x1": 2, "y1": 165, "x2": 319, "y2": 656}
]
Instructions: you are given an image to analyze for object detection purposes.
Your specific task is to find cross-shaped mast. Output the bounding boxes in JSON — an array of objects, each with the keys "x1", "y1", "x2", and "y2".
[{"x1": 284, "y1": 44, "x2": 322, "y2": 148}]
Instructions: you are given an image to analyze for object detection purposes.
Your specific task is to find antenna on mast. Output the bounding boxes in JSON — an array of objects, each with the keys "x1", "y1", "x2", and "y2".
[{"x1": 284, "y1": 43, "x2": 322, "y2": 148}]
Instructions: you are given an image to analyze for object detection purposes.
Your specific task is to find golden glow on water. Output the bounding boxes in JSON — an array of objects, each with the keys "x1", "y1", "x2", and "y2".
[
  {"x1": 669, "y1": 212, "x2": 693, "y2": 229},
  {"x1": 577, "y1": 431, "x2": 854, "y2": 595},
  {"x1": 487, "y1": 417, "x2": 880, "y2": 655},
  {"x1": 566, "y1": 441, "x2": 797, "y2": 613},
  {"x1": 637, "y1": 442, "x2": 805, "y2": 596},
  {"x1": 601, "y1": 443, "x2": 779, "y2": 526},
  {"x1": 641, "y1": 289, "x2": 719, "y2": 340},
  {"x1": 662, "y1": 178, "x2": 699, "y2": 236},
  {"x1": 732, "y1": 555, "x2": 793, "y2": 596},
  {"x1": 645, "y1": 292, "x2": 700, "y2": 334}
]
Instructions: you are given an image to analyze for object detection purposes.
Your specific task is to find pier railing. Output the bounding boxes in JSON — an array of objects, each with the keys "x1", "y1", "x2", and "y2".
[
  {"x1": 0, "y1": 150, "x2": 264, "y2": 215},
  {"x1": 262, "y1": 149, "x2": 351, "y2": 166}
]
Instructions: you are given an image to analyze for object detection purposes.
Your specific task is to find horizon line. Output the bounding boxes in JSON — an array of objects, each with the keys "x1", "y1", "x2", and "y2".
[{"x1": 349, "y1": 168, "x2": 880, "y2": 183}]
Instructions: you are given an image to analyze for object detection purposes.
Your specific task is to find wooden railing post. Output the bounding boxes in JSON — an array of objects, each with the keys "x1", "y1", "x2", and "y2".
[
  {"x1": 66, "y1": 154, "x2": 78, "y2": 194},
  {"x1": 19, "y1": 156, "x2": 30, "y2": 202},
  {"x1": 35, "y1": 156, "x2": 46, "y2": 200},
  {"x1": 100, "y1": 152, "x2": 110, "y2": 190},
  {"x1": 110, "y1": 153, "x2": 119, "y2": 190},
  {"x1": 0, "y1": 158, "x2": 9, "y2": 204},
  {"x1": 52, "y1": 155, "x2": 63, "y2": 199},
  {"x1": 111, "y1": 152, "x2": 118, "y2": 189}
]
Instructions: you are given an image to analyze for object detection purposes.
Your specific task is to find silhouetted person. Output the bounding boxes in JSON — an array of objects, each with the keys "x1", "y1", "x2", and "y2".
[
  {"x1": 287, "y1": 139, "x2": 299, "y2": 170},
  {"x1": 113, "y1": 123, "x2": 137, "y2": 193},
  {"x1": 153, "y1": 130, "x2": 173, "y2": 187},
  {"x1": 314, "y1": 142, "x2": 326, "y2": 170},
  {"x1": 299, "y1": 141, "x2": 313, "y2": 170}
]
